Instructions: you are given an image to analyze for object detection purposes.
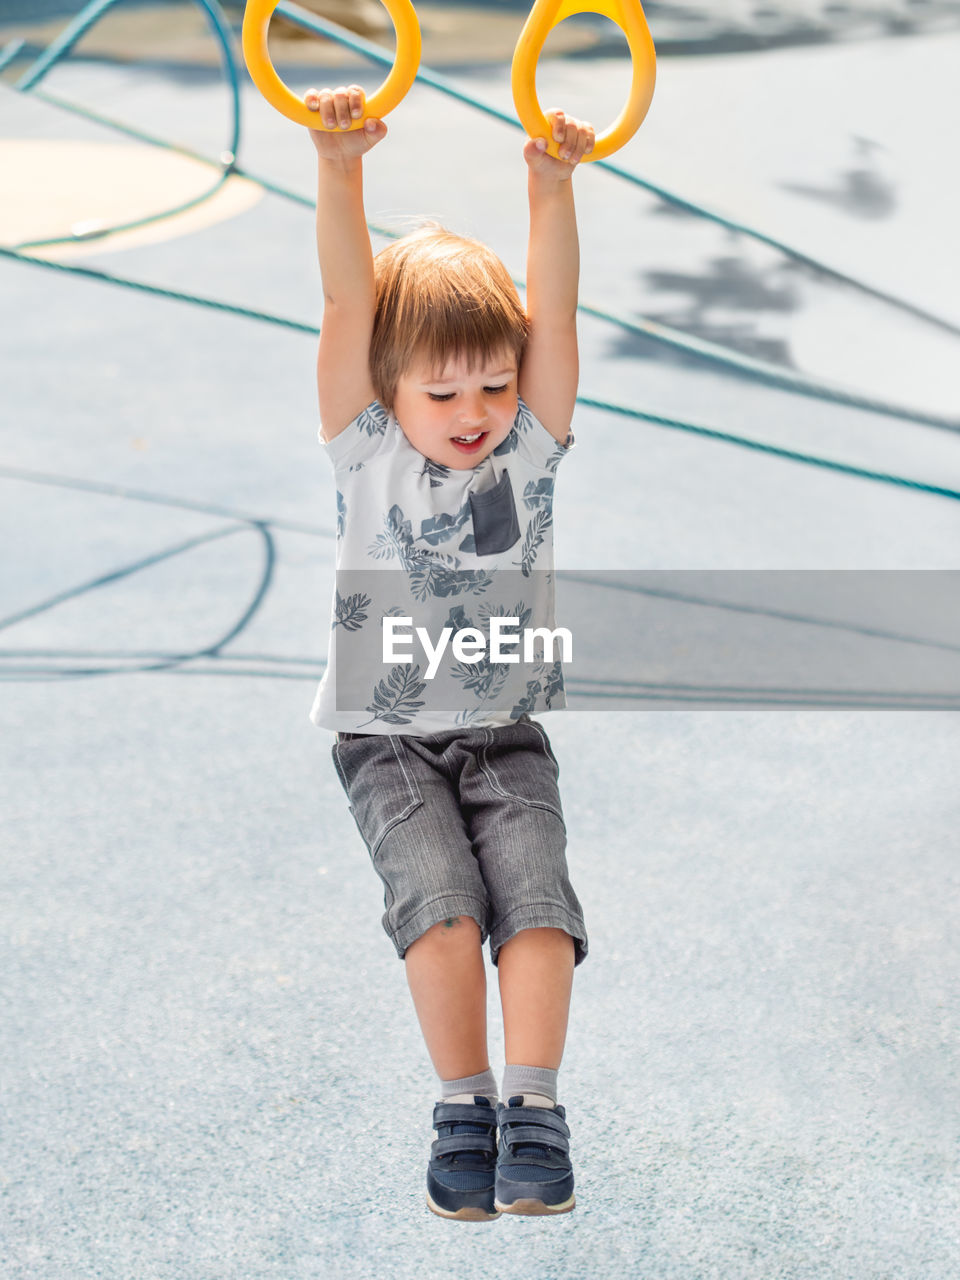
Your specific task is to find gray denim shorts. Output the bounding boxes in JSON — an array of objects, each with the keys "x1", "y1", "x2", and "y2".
[{"x1": 332, "y1": 716, "x2": 588, "y2": 967}]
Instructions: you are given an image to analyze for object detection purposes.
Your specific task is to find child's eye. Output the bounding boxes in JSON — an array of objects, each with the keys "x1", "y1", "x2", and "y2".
[
  {"x1": 427, "y1": 392, "x2": 455, "y2": 402},
  {"x1": 484, "y1": 384, "x2": 509, "y2": 395}
]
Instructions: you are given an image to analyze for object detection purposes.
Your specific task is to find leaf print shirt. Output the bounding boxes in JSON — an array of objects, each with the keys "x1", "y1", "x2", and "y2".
[{"x1": 310, "y1": 399, "x2": 574, "y2": 735}]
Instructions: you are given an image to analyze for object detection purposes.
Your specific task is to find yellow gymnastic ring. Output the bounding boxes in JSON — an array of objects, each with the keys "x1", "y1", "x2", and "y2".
[
  {"x1": 241, "y1": 0, "x2": 422, "y2": 128},
  {"x1": 512, "y1": 0, "x2": 656, "y2": 161}
]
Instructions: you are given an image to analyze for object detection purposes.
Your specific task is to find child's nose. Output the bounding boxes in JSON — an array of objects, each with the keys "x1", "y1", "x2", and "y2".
[{"x1": 458, "y1": 394, "x2": 487, "y2": 425}]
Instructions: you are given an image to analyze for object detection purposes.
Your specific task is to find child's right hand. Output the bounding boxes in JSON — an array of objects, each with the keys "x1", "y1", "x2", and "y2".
[{"x1": 305, "y1": 86, "x2": 387, "y2": 160}]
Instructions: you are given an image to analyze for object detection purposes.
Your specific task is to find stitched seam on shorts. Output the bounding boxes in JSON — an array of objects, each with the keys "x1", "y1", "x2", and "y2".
[
  {"x1": 388, "y1": 734, "x2": 419, "y2": 799},
  {"x1": 338, "y1": 736, "x2": 424, "y2": 854},
  {"x1": 332, "y1": 741, "x2": 346, "y2": 789},
  {"x1": 369, "y1": 794, "x2": 422, "y2": 855},
  {"x1": 376, "y1": 736, "x2": 421, "y2": 854},
  {"x1": 525, "y1": 720, "x2": 560, "y2": 778},
  {"x1": 476, "y1": 744, "x2": 564, "y2": 822},
  {"x1": 490, "y1": 905, "x2": 586, "y2": 956},
  {"x1": 493, "y1": 901, "x2": 584, "y2": 930}
]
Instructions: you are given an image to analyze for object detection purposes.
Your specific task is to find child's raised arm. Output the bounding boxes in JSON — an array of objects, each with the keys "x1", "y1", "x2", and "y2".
[
  {"x1": 519, "y1": 111, "x2": 595, "y2": 445},
  {"x1": 307, "y1": 86, "x2": 387, "y2": 441}
]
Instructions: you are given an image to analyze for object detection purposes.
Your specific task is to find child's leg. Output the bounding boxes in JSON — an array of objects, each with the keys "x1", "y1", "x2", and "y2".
[
  {"x1": 404, "y1": 915, "x2": 491, "y2": 1080},
  {"x1": 496, "y1": 926, "x2": 575, "y2": 1069},
  {"x1": 458, "y1": 719, "x2": 587, "y2": 1099},
  {"x1": 333, "y1": 732, "x2": 495, "y2": 1082},
  {"x1": 495, "y1": 927, "x2": 579, "y2": 1215}
]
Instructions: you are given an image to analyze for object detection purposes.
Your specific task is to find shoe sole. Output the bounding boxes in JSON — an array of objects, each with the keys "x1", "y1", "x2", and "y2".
[
  {"x1": 426, "y1": 1192, "x2": 501, "y2": 1222},
  {"x1": 495, "y1": 1193, "x2": 576, "y2": 1215}
]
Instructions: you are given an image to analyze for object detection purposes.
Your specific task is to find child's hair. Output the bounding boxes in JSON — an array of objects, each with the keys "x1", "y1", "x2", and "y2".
[{"x1": 370, "y1": 223, "x2": 529, "y2": 411}]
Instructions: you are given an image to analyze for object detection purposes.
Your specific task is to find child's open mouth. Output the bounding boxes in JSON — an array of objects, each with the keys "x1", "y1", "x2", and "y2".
[{"x1": 450, "y1": 431, "x2": 488, "y2": 453}]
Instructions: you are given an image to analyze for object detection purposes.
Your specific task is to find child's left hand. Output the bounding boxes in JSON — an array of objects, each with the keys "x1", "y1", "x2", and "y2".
[{"x1": 524, "y1": 110, "x2": 595, "y2": 180}]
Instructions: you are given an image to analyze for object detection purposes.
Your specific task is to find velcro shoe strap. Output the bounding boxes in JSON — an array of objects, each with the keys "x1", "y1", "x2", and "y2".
[
  {"x1": 502, "y1": 1123, "x2": 570, "y2": 1155},
  {"x1": 433, "y1": 1102, "x2": 496, "y2": 1128},
  {"x1": 431, "y1": 1132, "x2": 498, "y2": 1159},
  {"x1": 500, "y1": 1106, "x2": 570, "y2": 1139}
]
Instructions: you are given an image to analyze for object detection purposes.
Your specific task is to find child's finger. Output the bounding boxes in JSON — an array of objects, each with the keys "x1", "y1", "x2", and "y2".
[
  {"x1": 316, "y1": 87, "x2": 337, "y2": 130},
  {"x1": 347, "y1": 84, "x2": 365, "y2": 120},
  {"x1": 362, "y1": 117, "x2": 387, "y2": 150},
  {"x1": 546, "y1": 108, "x2": 566, "y2": 146},
  {"x1": 558, "y1": 117, "x2": 580, "y2": 162},
  {"x1": 570, "y1": 121, "x2": 594, "y2": 163},
  {"x1": 333, "y1": 86, "x2": 352, "y2": 129}
]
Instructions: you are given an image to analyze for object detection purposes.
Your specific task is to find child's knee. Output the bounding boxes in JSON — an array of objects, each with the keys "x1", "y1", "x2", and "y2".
[
  {"x1": 426, "y1": 914, "x2": 482, "y2": 941},
  {"x1": 407, "y1": 914, "x2": 482, "y2": 954}
]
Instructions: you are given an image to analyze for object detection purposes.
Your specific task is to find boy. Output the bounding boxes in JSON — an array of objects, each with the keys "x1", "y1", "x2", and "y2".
[{"x1": 306, "y1": 84, "x2": 593, "y2": 1220}]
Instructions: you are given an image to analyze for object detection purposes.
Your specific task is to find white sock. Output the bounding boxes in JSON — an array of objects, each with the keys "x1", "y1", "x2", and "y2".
[
  {"x1": 501, "y1": 1064, "x2": 559, "y2": 1108},
  {"x1": 439, "y1": 1068, "x2": 499, "y2": 1107},
  {"x1": 512, "y1": 1092, "x2": 556, "y2": 1109}
]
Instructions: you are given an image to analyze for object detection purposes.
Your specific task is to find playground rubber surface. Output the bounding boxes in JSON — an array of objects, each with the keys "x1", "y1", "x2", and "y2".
[{"x1": 2, "y1": 9, "x2": 959, "y2": 1279}]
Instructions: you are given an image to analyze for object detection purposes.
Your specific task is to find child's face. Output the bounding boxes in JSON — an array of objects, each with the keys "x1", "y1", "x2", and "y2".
[{"x1": 392, "y1": 350, "x2": 519, "y2": 470}]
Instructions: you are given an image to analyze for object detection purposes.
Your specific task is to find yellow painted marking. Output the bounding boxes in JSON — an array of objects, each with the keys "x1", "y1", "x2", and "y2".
[{"x1": 0, "y1": 140, "x2": 263, "y2": 261}]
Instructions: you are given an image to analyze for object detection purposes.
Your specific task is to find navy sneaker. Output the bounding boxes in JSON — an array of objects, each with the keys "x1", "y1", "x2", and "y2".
[
  {"x1": 494, "y1": 1095, "x2": 576, "y2": 1215},
  {"x1": 426, "y1": 1095, "x2": 501, "y2": 1221}
]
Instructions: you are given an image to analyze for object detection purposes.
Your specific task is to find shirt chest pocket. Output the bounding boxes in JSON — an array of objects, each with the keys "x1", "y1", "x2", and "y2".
[{"x1": 469, "y1": 469, "x2": 521, "y2": 556}]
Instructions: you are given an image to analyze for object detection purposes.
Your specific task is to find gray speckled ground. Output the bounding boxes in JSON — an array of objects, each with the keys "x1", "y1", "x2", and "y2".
[{"x1": 2, "y1": 21, "x2": 960, "y2": 1280}]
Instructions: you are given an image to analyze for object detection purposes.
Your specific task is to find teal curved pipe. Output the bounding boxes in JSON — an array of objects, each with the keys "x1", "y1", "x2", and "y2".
[{"x1": 16, "y1": 0, "x2": 241, "y2": 164}]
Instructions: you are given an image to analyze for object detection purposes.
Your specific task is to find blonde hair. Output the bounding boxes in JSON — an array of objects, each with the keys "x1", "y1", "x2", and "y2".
[{"x1": 370, "y1": 223, "x2": 529, "y2": 411}]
